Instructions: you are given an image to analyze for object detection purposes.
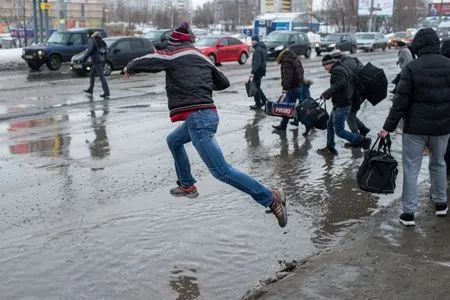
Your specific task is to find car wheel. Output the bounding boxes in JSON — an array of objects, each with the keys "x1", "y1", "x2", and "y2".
[
  {"x1": 304, "y1": 48, "x2": 311, "y2": 59},
  {"x1": 316, "y1": 50, "x2": 321, "y2": 56},
  {"x1": 208, "y1": 54, "x2": 216, "y2": 65},
  {"x1": 238, "y1": 52, "x2": 248, "y2": 65},
  {"x1": 103, "y1": 61, "x2": 112, "y2": 76},
  {"x1": 46, "y1": 54, "x2": 62, "y2": 71},
  {"x1": 350, "y1": 45, "x2": 356, "y2": 54},
  {"x1": 27, "y1": 61, "x2": 42, "y2": 70},
  {"x1": 382, "y1": 44, "x2": 387, "y2": 51}
]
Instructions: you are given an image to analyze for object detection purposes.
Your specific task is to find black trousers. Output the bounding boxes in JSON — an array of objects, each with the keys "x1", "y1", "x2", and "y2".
[{"x1": 89, "y1": 62, "x2": 110, "y2": 94}]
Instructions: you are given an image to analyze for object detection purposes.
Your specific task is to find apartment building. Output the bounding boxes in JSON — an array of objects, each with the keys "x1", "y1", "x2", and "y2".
[{"x1": 0, "y1": 0, "x2": 105, "y2": 28}]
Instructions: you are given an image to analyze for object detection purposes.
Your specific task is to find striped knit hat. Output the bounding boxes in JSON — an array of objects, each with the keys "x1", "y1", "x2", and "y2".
[{"x1": 169, "y1": 21, "x2": 192, "y2": 45}]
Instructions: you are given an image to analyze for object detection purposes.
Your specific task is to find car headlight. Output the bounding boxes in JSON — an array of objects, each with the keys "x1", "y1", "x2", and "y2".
[
  {"x1": 329, "y1": 44, "x2": 336, "y2": 48},
  {"x1": 274, "y1": 45, "x2": 284, "y2": 51},
  {"x1": 388, "y1": 38, "x2": 392, "y2": 43},
  {"x1": 37, "y1": 50, "x2": 44, "y2": 56},
  {"x1": 22, "y1": 49, "x2": 25, "y2": 55},
  {"x1": 315, "y1": 43, "x2": 319, "y2": 47}
]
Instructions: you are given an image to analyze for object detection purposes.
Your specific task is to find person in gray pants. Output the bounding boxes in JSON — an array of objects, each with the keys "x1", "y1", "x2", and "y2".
[
  {"x1": 379, "y1": 28, "x2": 450, "y2": 226},
  {"x1": 81, "y1": 30, "x2": 110, "y2": 98}
]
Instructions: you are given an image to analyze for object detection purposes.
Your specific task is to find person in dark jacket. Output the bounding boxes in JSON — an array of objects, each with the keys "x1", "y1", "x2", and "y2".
[
  {"x1": 379, "y1": 28, "x2": 450, "y2": 226},
  {"x1": 318, "y1": 54, "x2": 371, "y2": 156},
  {"x1": 123, "y1": 22, "x2": 288, "y2": 228},
  {"x1": 442, "y1": 39, "x2": 450, "y2": 174},
  {"x1": 81, "y1": 30, "x2": 110, "y2": 98},
  {"x1": 331, "y1": 52, "x2": 371, "y2": 145},
  {"x1": 272, "y1": 49, "x2": 304, "y2": 132},
  {"x1": 249, "y1": 35, "x2": 268, "y2": 110}
]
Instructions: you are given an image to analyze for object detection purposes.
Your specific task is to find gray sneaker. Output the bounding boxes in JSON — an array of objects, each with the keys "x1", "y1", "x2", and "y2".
[
  {"x1": 270, "y1": 187, "x2": 287, "y2": 227},
  {"x1": 170, "y1": 185, "x2": 199, "y2": 198}
]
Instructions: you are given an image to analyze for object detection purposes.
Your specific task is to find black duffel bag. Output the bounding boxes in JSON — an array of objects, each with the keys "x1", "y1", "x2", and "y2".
[
  {"x1": 295, "y1": 98, "x2": 329, "y2": 130},
  {"x1": 357, "y1": 135, "x2": 398, "y2": 194}
]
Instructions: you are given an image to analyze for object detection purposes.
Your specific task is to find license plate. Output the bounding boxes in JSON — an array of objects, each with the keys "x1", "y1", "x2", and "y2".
[
  {"x1": 25, "y1": 55, "x2": 33, "y2": 59},
  {"x1": 321, "y1": 47, "x2": 327, "y2": 50},
  {"x1": 73, "y1": 64, "x2": 83, "y2": 69},
  {"x1": 267, "y1": 51, "x2": 272, "y2": 54}
]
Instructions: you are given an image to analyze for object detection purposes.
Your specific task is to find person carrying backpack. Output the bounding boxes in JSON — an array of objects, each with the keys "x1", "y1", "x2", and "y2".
[
  {"x1": 81, "y1": 30, "x2": 110, "y2": 98},
  {"x1": 331, "y1": 52, "x2": 371, "y2": 146}
]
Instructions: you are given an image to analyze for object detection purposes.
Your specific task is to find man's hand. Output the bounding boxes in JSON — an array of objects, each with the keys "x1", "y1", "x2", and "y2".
[
  {"x1": 282, "y1": 89, "x2": 287, "y2": 94},
  {"x1": 249, "y1": 73, "x2": 254, "y2": 80},
  {"x1": 379, "y1": 129, "x2": 389, "y2": 138}
]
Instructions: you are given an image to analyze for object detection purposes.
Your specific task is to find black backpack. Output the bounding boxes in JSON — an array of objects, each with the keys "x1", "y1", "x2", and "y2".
[
  {"x1": 96, "y1": 38, "x2": 108, "y2": 56},
  {"x1": 356, "y1": 62, "x2": 388, "y2": 106}
]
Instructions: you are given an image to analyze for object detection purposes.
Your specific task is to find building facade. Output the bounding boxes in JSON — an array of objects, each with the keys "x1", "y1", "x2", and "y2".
[{"x1": 0, "y1": 0, "x2": 105, "y2": 29}]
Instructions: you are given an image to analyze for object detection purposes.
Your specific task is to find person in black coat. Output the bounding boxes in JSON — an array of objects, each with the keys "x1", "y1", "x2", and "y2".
[
  {"x1": 249, "y1": 35, "x2": 268, "y2": 110},
  {"x1": 318, "y1": 54, "x2": 371, "y2": 156},
  {"x1": 81, "y1": 30, "x2": 110, "y2": 98},
  {"x1": 442, "y1": 39, "x2": 450, "y2": 174},
  {"x1": 272, "y1": 49, "x2": 304, "y2": 132},
  {"x1": 379, "y1": 28, "x2": 450, "y2": 226}
]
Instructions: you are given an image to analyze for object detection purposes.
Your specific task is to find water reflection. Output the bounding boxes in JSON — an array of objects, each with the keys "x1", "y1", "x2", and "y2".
[
  {"x1": 8, "y1": 115, "x2": 71, "y2": 157},
  {"x1": 244, "y1": 111, "x2": 266, "y2": 148},
  {"x1": 87, "y1": 101, "x2": 110, "y2": 159},
  {"x1": 169, "y1": 266, "x2": 200, "y2": 300}
]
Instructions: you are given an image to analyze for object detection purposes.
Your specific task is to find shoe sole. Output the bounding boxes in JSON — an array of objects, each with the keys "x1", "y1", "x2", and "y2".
[
  {"x1": 278, "y1": 187, "x2": 288, "y2": 227},
  {"x1": 399, "y1": 218, "x2": 415, "y2": 226},
  {"x1": 170, "y1": 192, "x2": 199, "y2": 198},
  {"x1": 436, "y1": 207, "x2": 448, "y2": 216}
]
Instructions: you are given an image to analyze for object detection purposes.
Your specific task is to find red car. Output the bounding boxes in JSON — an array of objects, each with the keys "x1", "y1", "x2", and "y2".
[{"x1": 195, "y1": 35, "x2": 250, "y2": 65}]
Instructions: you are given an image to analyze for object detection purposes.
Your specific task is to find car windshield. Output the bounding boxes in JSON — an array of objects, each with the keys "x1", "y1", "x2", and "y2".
[
  {"x1": 356, "y1": 33, "x2": 375, "y2": 40},
  {"x1": 195, "y1": 38, "x2": 218, "y2": 46},
  {"x1": 266, "y1": 33, "x2": 290, "y2": 43},
  {"x1": 104, "y1": 39, "x2": 116, "y2": 47},
  {"x1": 47, "y1": 32, "x2": 71, "y2": 44},
  {"x1": 439, "y1": 27, "x2": 450, "y2": 32},
  {"x1": 143, "y1": 31, "x2": 164, "y2": 39},
  {"x1": 323, "y1": 34, "x2": 341, "y2": 41},
  {"x1": 394, "y1": 32, "x2": 407, "y2": 38}
]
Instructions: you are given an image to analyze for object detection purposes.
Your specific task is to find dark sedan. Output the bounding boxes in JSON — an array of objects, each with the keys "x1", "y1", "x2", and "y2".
[
  {"x1": 70, "y1": 36, "x2": 154, "y2": 76},
  {"x1": 265, "y1": 31, "x2": 311, "y2": 59}
]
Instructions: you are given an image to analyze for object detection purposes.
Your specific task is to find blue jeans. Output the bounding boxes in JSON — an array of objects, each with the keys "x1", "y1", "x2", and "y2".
[
  {"x1": 280, "y1": 87, "x2": 303, "y2": 128},
  {"x1": 327, "y1": 106, "x2": 362, "y2": 148},
  {"x1": 166, "y1": 109, "x2": 273, "y2": 207}
]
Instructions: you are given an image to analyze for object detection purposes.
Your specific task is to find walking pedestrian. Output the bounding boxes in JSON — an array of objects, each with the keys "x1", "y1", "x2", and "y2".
[
  {"x1": 318, "y1": 54, "x2": 371, "y2": 156},
  {"x1": 249, "y1": 35, "x2": 269, "y2": 110},
  {"x1": 272, "y1": 49, "x2": 304, "y2": 132},
  {"x1": 391, "y1": 41, "x2": 413, "y2": 94},
  {"x1": 331, "y1": 52, "x2": 371, "y2": 145},
  {"x1": 379, "y1": 28, "x2": 450, "y2": 226},
  {"x1": 123, "y1": 22, "x2": 288, "y2": 228},
  {"x1": 81, "y1": 30, "x2": 110, "y2": 98}
]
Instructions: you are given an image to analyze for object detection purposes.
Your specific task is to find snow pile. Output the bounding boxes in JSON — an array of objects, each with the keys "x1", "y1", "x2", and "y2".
[{"x1": 0, "y1": 48, "x2": 26, "y2": 70}]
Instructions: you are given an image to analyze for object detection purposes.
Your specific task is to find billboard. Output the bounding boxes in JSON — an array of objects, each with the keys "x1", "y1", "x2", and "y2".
[
  {"x1": 429, "y1": 3, "x2": 450, "y2": 16},
  {"x1": 358, "y1": 0, "x2": 394, "y2": 17}
]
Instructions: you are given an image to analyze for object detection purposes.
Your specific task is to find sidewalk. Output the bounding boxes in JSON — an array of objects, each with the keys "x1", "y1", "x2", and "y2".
[
  {"x1": 243, "y1": 182, "x2": 450, "y2": 300},
  {"x1": 0, "y1": 48, "x2": 25, "y2": 70}
]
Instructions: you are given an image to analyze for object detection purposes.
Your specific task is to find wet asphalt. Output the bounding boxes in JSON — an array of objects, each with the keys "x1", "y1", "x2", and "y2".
[{"x1": 0, "y1": 50, "x2": 407, "y2": 299}]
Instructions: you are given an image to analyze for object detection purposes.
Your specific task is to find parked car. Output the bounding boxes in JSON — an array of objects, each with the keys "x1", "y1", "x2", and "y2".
[
  {"x1": 194, "y1": 35, "x2": 250, "y2": 65},
  {"x1": 70, "y1": 36, "x2": 154, "y2": 76},
  {"x1": 316, "y1": 33, "x2": 357, "y2": 55},
  {"x1": 438, "y1": 22, "x2": 450, "y2": 41},
  {"x1": 21, "y1": 27, "x2": 107, "y2": 71},
  {"x1": 142, "y1": 29, "x2": 172, "y2": 50},
  {"x1": 265, "y1": 31, "x2": 312, "y2": 59},
  {"x1": 355, "y1": 32, "x2": 388, "y2": 52}
]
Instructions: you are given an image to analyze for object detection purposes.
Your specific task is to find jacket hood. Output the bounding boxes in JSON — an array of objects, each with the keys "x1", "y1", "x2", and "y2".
[
  {"x1": 166, "y1": 41, "x2": 195, "y2": 51},
  {"x1": 277, "y1": 49, "x2": 296, "y2": 64},
  {"x1": 254, "y1": 41, "x2": 266, "y2": 50},
  {"x1": 412, "y1": 28, "x2": 441, "y2": 56}
]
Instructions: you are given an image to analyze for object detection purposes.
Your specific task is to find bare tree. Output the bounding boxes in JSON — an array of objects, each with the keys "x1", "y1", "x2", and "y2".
[
  {"x1": 193, "y1": 2, "x2": 215, "y2": 28},
  {"x1": 325, "y1": 0, "x2": 356, "y2": 32}
]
